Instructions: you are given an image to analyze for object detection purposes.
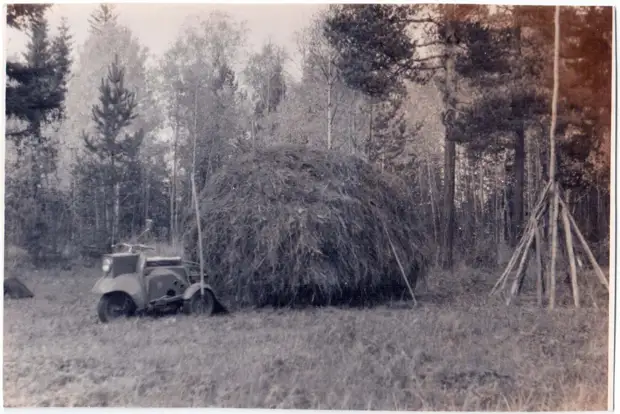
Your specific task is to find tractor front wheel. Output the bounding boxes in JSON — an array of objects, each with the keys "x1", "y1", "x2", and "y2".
[
  {"x1": 97, "y1": 292, "x2": 136, "y2": 323},
  {"x1": 183, "y1": 289, "x2": 215, "y2": 316}
]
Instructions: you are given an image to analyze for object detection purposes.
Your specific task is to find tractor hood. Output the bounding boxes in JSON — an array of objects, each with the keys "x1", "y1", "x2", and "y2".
[{"x1": 104, "y1": 253, "x2": 141, "y2": 277}]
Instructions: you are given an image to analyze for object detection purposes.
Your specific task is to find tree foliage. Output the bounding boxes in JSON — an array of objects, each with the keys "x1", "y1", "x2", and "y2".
[
  {"x1": 80, "y1": 55, "x2": 145, "y2": 244},
  {"x1": 5, "y1": 9, "x2": 74, "y2": 263},
  {"x1": 6, "y1": 4, "x2": 50, "y2": 30},
  {"x1": 324, "y1": 5, "x2": 424, "y2": 99},
  {"x1": 244, "y1": 42, "x2": 287, "y2": 117},
  {"x1": 88, "y1": 3, "x2": 118, "y2": 33},
  {"x1": 4, "y1": 4, "x2": 611, "y2": 270},
  {"x1": 6, "y1": 9, "x2": 70, "y2": 139}
]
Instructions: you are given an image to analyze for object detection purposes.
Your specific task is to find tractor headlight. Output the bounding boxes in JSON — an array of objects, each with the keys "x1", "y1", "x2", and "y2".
[{"x1": 102, "y1": 257, "x2": 112, "y2": 273}]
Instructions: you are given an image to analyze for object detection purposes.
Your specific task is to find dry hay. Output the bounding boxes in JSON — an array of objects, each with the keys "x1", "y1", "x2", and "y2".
[
  {"x1": 185, "y1": 145, "x2": 431, "y2": 308},
  {"x1": 4, "y1": 277, "x2": 34, "y2": 299}
]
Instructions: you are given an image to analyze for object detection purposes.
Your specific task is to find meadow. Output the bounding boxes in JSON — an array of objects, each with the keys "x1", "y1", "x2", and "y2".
[{"x1": 3, "y1": 262, "x2": 609, "y2": 409}]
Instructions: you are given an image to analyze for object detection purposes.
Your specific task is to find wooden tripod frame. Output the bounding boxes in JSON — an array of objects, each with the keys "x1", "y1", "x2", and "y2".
[
  {"x1": 490, "y1": 181, "x2": 609, "y2": 308},
  {"x1": 491, "y1": 6, "x2": 609, "y2": 309}
]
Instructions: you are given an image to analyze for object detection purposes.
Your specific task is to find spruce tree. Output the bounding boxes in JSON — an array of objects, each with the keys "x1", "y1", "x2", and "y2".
[
  {"x1": 88, "y1": 4, "x2": 118, "y2": 33},
  {"x1": 367, "y1": 92, "x2": 419, "y2": 172},
  {"x1": 6, "y1": 11, "x2": 73, "y2": 262},
  {"x1": 50, "y1": 17, "x2": 73, "y2": 121},
  {"x1": 83, "y1": 54, "x2": 145, "y2": 242},
  {"x1": 6, "y1": 12, "x2": 64, "y2": 140},
  {"x1": 83, "y1": 54, "x2": 144, "y2": 170},
  {"x1": 20, "y1": 16, "x2": 57, "y2": 189}
]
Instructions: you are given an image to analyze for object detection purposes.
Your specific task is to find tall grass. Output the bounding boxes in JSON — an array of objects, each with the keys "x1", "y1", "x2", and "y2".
[{"x1": 3, "y1": 264, "x2": 609, "y2": 409}]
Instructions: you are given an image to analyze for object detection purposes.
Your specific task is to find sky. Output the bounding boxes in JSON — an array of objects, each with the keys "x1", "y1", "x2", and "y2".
[{"x1": 4, "y1": 3, "x2": 327, "y2": 78}]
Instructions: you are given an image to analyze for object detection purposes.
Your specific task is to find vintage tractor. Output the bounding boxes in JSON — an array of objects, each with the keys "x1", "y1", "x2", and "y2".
[{"x1": 92, "y1": 242, "x2": 224, "y2": 323}]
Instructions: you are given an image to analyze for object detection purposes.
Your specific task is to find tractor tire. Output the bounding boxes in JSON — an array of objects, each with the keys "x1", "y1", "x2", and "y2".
[
  {"x1": 183, "y1": 289, "x2": 216, "y2": 316},
  {"x1": 97, "y1": 292, "x2": 136, "y2": 323}
]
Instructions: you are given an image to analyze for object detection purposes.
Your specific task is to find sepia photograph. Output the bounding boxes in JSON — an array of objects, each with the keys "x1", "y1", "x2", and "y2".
[{"x1": 3, "y1": 1, "x2": 614, "y2": 409}]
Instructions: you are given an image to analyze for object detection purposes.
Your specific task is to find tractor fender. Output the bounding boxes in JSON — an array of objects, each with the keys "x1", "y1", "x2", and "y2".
[
  {"x1": 183, "y1": 283, "x2": 215, "y2": 301},
  {"x1": 92, "y1": 274, "x2": 147, "y2": 309}
]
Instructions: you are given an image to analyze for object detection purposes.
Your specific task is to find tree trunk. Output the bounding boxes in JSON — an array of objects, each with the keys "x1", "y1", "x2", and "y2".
[
  {"x1": 171, "y1": 96, "x2": 179, "y2": 245},
  {"x1": 513, "y1": 126, "x2": 525, "y2": 246},
  {"x1": 512, "y1": 25, "x2": 525, "y2": 248},
  {"x1": 441, "y1": 19, "x2": 458, "y2": 270},
  {"x1": 327, "y1": 60, "x2": 333, "y2": 150},
  {"x1": 427, "y1": 159, "x2": 439, "y2": 246},
  {"x1": 442, "y1": 140, "x2": 456, "y2": 269},
  {"x1": 349, "y1": 98, "x2": 356, "y2": 154},
  {"x1": 548, "y1": 6, "x2": 561, "y2": 309},
  {"x1": 113, "y1": 182, "x2": 120, "y2": 244},
  {"x1": 144, "y1": 163, "x2": 150, "y2": 226},
  {"x1": 94, "y1": 184, "x2": 101, "y2": 238},
  {"x1": 366, "y1": 102, "x2": 373, "y2": 161},
  {"x1": 478, "y1": 158, "x2": 485, "y2": 240}
]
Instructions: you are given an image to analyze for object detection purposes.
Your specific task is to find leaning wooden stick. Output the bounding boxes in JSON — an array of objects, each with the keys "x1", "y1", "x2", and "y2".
[
  {"x1": 560, "y1": 202, "x2": 580, "y2": 307},
  {"x1": 507, "y1": 200, "x2": 549, "y2": 304},
  {"x1": 490, "y1": 182, "x2": 551, "y2": 295},
  {"x1": 506, "y1": 226, "x2": 536, "y2": 305},
  {"x1": 191, "y1": 175, "x2": 206, "y2": 297},
  {"x1": 549, "y1": 186, "x2": 560, "y2": 309},
  {"x1": 535, "y1": 225, "x2": 544, "y2": 306},
  {"x1": 491, "y1": 181, "x2": 551, "y2": 295},
  {"x1": 383, "y1": 223, "x2": 417, "y2": 306},
  {"x1": 557, "y1": 196, "x2": 609, "y2": 290}
]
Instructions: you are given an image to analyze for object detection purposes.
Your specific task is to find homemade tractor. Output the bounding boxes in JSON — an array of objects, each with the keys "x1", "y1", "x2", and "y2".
[{"x1": 92, "y1": 242, "x2": 224, "y2": 323}]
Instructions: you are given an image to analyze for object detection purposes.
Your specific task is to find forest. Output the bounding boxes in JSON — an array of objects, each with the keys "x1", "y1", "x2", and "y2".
[{"x1": 5, "y1": 4, "x2": 612, "y2": 272}]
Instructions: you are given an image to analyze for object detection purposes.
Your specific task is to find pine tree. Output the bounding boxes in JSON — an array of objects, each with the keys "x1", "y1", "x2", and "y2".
[
  {"x1": 324, "y1": 4, "x2": 428, "y2": 99},
  {"x1": 6, "y1": 4, "x2": 50, "y2": 30},
  {"x1": 559, "y1": 6, "x2": 612, "y2": 188}
]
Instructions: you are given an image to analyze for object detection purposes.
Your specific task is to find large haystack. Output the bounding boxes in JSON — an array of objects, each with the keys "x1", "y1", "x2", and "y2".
[{"x1": 185, "y1": 145, "x2": 430, "y2": 308}]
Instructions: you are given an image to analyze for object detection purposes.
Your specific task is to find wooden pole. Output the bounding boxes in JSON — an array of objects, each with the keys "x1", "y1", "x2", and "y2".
[
  {"x1": 549, "y1": 187, "x2": 560, "y2": 309},
  {"x1": 491, "y1": 181, "x2": 550, "y2": 294},
  {"x1": 507, "y1": 191, "x2": 550, "y2": 303},
  {"x1": 383, "y1": 222, "x2": 417, "y2": 305},
  {"x1": 191, "y1": 176, "x2": 205, "y2": 297},
  {"x1": 548, "y1": 7, "x2": 560, "y2": 199},
  {"x1": 506, "y1": 226, "x2": 535, "y2": 304},
  {"x1": 535, "y1": 225, "x2": 544, "y2": 306},
  {"x1": 558, "y1": 197, "x2": 609, "y2": 289},
  {"x1": 547, "y1": 5, "x2": 561, "y2": 310},
  {"x1": 561, "y1": 202, "x2": 580, "y2": 307},
  {"x1": 191, "y1": 85, "x2": 205, "y2": 297}
]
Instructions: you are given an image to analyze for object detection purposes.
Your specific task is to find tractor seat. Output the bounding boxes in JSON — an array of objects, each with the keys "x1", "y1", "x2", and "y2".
[{"x1": 145, "y1": 256, "x2": 183, "y2": 267}]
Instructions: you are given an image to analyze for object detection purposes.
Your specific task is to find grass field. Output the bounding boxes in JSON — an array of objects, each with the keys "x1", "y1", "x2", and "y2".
[{"x1": 3, "y1": 263, "x2": 609, "y2": 409}]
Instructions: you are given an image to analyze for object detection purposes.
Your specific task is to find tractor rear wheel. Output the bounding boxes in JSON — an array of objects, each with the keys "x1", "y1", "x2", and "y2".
[
  {"x1": 97, "y1": 292, "x2": 136, "y2": 323},
  {"x1": 183, "y1": 289, "x2": 215, "y2": 316}
]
